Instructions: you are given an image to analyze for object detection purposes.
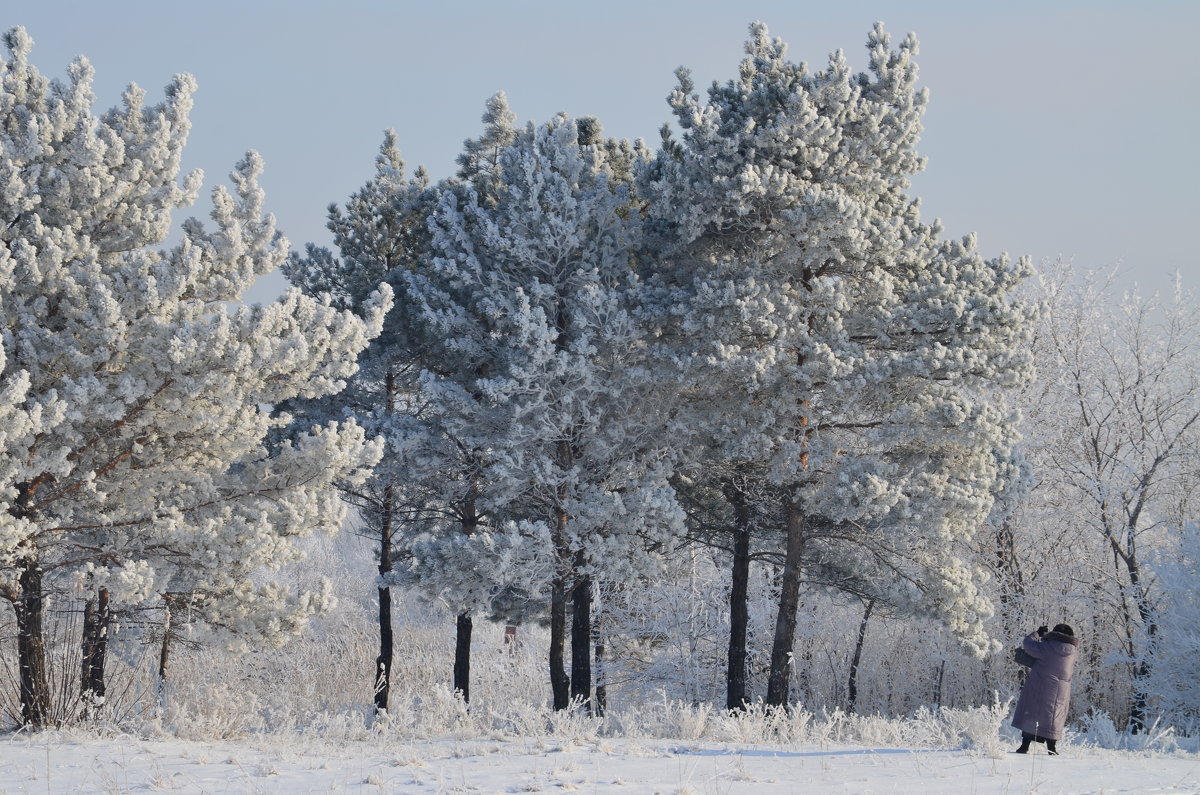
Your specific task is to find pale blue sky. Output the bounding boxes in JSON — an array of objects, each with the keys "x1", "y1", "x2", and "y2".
[{"x1": 7, "y1": 0, "x2": 1198, "y2": 303}]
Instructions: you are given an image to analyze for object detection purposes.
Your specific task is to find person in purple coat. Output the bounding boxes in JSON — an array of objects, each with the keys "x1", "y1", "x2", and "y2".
[{"x1": 1012, "y1": 624, "x2": 1079, "y2": 755}]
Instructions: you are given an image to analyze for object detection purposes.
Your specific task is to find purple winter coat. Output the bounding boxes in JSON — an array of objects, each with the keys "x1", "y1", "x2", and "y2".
[{"x1": 1011, "y1": 630, "x2": 1079, "y2": 740}]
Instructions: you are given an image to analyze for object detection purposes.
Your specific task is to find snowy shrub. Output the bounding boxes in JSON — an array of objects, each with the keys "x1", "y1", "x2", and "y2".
[
  {"x1": 633, "y1": 697, "x2": 715, "y2": 741},
  {"x1": 709, "y1": 703, "x2": 815, "y2": 745},
  {"x1": 839, "y1": 710, "x2": 919, "y2": 748},
  {"x1": 1075, "y1": 711, "x2": 1122, "y2": 749},
  {"x1": 938, "y1": 700, "x2": 1013, "y2": 757},
  {"x1": 1067, "y1": 712, "x2": 1200, "y2": 754},
  {"x1": 671, "y1": 700, "x2": 713, "y2": 742},
  {"x1": 409, "y1": 686, "x2": 475, "y2": 739}
]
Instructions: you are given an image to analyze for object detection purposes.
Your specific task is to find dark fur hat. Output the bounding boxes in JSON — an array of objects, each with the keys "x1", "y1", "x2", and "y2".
[{"x1": 1052, "y1": 623, "x2": 1074, "y2": 636}]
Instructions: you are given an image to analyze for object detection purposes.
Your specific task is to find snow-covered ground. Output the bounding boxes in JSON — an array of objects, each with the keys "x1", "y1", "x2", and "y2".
[{"x1": 3, "y1": 733, "x2": 1198, "y2": 794}]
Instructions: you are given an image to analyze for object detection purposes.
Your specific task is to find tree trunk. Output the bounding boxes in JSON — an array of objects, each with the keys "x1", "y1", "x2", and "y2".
[
  {"x1": 80, "y1": 587, "x2": 111, "y2": 718},
  {"x1": 933, "y1": 659, "x2": 947, "y2": 708},
  {"x1": 725, "y1": 490, "x2": 752, "y2": 712},
  {"x1": 454, "y1": 611, "x2": 472, "y2": 703},
  {"x1": 796, "y1": 603, "x2": 816, "y2": 705},
  {"x1": 593, "y1": 579, "x2": 607, "y2": 717},
  {"x1": 15, "y1": 556, "x2": 50, "y2": 728},
  {"x1": 847, "y1": 598, "x2": 874, "y2": 713},
  {"x1": 594, "y1": 641, "x2": 607, "y2": 717},
  {"x1": 453, "y1": 476, "x2": 481, "y2": 706},
  {"x1": 156, "y1": 599, "x2": 174, "y2": 717},
  {"x1": 10, "y1": 483, "x2": 50, "y2": 729},
  {"x1": 548, "y1": 467, "x2": 572, "y2": 710},
  {"x1": 375, "y1": 368, "x2": 398, "y2": 714},
  {"x1": 995, "y1": 520, "x2": 1028, "y2": 690},
  {"x1": 549, "y1": 573, "x2": 570, "y2": 710},
  {"x1": 995, "y1": 520, "x2": 1025, "y2": 633},
  {"x1": 1124, "y1": 536, "x2": 1157, "y2": 734},
  {"x1": 592, "y1": 643, "x2": 604, "y2": 720},
  {"x1": 158, "y1": 600, "x2": 172, "y2": 687},
  {"x1": 766, "y1": 500, "x2": 805, "y2": 708},
  {"x1": 375, "y1": 483, "x2": 395, "y2": 713},
  {"x1": 570, "y1": 573, "x2": 592, "y2": 713}
]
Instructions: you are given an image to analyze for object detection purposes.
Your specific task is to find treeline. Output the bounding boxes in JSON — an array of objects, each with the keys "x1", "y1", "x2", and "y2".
[{"x1": 1, "y1": 22, "x2": 1195, "y2": 735}]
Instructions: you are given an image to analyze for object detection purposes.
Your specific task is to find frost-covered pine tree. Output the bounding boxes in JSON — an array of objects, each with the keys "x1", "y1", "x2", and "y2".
[
  {"x1": 639, "y1": 22, "x2": 1035, "y2": 707},
  {"x1": 0, "y1": 28, "x2": 387, "y2": 727},
  {"x1": 393, "y1": 94, "x2": 523, "y2": 705},
  {"x1": 455, "y1": 91, "x2": 517, "y2": 207},
  {"x1": 283, "y1": 129, "x2": 437, "y2": 713},
  {"x1": 284, "y1": 98, "x2": 526, "y2": 711},
  {"x1": 405, "y1": 114, "x2": 681, "y2": 711}
]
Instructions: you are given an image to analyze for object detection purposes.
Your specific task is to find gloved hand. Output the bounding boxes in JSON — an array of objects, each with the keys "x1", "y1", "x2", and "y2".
[{"x1": 1037, "y1": 626, "x2": 1049, "y2": 637}]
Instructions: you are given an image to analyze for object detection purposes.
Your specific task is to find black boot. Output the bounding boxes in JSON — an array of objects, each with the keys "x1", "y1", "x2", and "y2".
[
  {"x1": 1046, "y1": 739, "x2": 1058, "y2": 755},
  {"x1": 1015, "y1": 732, "x2": 1033, "y2": 754}
]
